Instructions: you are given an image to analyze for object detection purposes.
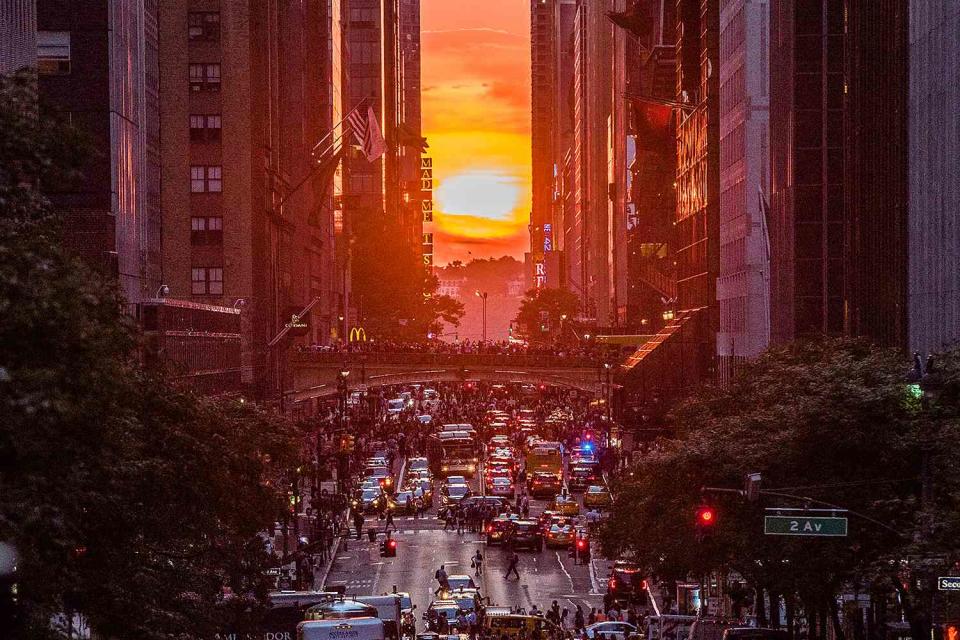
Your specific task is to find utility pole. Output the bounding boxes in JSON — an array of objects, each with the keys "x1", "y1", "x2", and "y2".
[{"x1": 475, "y1": 290, "x2": 488, "y2": 342}]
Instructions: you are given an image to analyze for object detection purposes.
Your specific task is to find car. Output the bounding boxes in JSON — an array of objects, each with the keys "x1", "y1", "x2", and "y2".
[
  {"x1": 459, "y1": 496, "x2": 511, "y2": 518},
  {"x1": 544, "y1": 523, "x2": 575, "y2": 548},
  {"x1": 445, "y1": 574, "x2": 477, "y2": 591},
  {"x1": 386, "y1": 398, "x2": 406, "y2": 415},
  {"x1": 409, "y1": 457, "x2": 430, "y2": 471},
  {"x1": 440, "y1": 588, "x2": 483, "y2": 614},
  {"x1": 568, "y1": 466, "x2": 600, "y2": 491},
  {"x1": 584, "y1": 485, "x2": 613, "y2": 508},
  {"x1": 418, "y1": 414, "x2": 433, "y2": 425},
  {"x1": 445, "y1": 475, "x2": 467, "y2": 487},
  {"x1": 584, "y1": 622, "x2": 638, "y2": 640},
  {"x1": 359, "y1": 487, "x2": 383, "y2": 512},
  {"x1": 529, "y1": 472, "x2": 562, "y2": 498},
  {"x1": 489, "y1": 477, "x2": 514, "y2": 496},
  {"x1": 503, "y1": 520, "x2": 543, "y2": 551},
  {"x1": 551, "y1": 495, "x2": 580, "y2": 516},
  {"x1": 485, "y1": 513, "x2": 519, "y2": 545},
  {"x1": 424, "y1": 600, "x2": 463, "y2": 633},
  {"x1": 440, "y1": 483, "x2": 471, "y2": 508},
  {"x1": 607, "y1": 560, "x2": 647, "y2": 603},
  {"x1": 393, "y1": 490, "x2": 420, "y2": 514}
]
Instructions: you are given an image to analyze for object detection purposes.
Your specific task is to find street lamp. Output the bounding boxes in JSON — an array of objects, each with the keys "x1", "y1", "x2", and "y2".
[
  {"x1": 155, "y1": 284, "x2": 169, "y2": 298},
  {"x1": 475, "y1": 290, "x2": 488, "y2": 343},
  {"x1": 604, "y1": 363, "x2": 613, "y2": 422}
]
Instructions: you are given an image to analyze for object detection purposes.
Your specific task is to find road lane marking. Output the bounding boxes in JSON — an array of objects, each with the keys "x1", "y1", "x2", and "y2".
[
  {"x1": 588, "y1": 558, "x2": 602, "y2": 595},
  {"x1": 555, "y1": 551, "x2": 575, "y2": 592}
]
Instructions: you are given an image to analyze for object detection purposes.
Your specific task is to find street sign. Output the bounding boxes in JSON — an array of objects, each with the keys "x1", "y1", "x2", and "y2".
[
  {"x1": 764, "y1": 515, "x2": 848, "y2": 537},
  {"x1": 939, "y1": 577, "x2": 960, "y2": 591}
]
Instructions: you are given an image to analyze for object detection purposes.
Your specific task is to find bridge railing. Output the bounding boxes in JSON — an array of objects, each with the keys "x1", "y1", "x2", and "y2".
[{"x1": 291, "y1": 350, "x2": 602, "y2": 369}]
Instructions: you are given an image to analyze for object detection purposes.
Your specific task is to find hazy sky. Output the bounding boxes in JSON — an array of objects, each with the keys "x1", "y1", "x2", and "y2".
[{"x1": 421, "y1": 0, "x2": 531, "y2": 266}]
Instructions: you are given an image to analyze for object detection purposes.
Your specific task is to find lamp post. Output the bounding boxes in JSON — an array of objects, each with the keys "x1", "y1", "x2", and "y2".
[
  {"x1": 604, "y1": 363, "x2": 612, "y2": 422},
  {"x1": 475, "y1": 290, "x2": 488, "y2": 343}
]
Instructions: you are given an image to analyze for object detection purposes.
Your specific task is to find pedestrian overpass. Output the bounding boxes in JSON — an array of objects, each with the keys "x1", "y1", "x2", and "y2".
[{"x1": 288, "y1": 351, "x2": 615, "y2": 403}]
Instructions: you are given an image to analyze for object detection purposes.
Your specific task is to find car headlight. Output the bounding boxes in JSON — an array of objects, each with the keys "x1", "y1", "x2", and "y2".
[{"x1": 468, "y1": 465, "x2": 475, "y2": 472}]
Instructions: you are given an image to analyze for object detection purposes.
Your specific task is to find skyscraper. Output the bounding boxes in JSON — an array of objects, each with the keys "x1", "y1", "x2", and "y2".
[
  {"x1": 717, "y1": 0, "x2": 770, "y2": 381},
  {"x1": 36, "y1": 0, "x2": 163, "y2": 308},
  {"x1": 769, "y1": 0, "x2": 846, "y2": 343},
  {"x1": 908, "y1": 0, "x2": 960, "y2": 355},
  {"x1": 158, "y1": 0, "x2": 342, "y2": 398},
  {"x1": 0, "y1": 0, "x2": 36, "y2": 74}
]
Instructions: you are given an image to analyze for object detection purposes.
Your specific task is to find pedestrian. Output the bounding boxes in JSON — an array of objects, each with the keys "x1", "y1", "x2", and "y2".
[
  {"x1": 574, "y1": 606, "x2": 585, "y2": 632},
  {"x1": 444, "y1": 509, "x2": 454, "y2": 531},
  {"x1": 504, "y1": 552, "x2": 520, "y2": 580},
  {"x1": 385, "y1": 508, "x2": 395, "y2": 531},
  {"x1": 354, "y1": 511, "x2": 364, "y2": 540},
  {"x1": 588, "y1": 608, "x2": 597, "y2": 626},
  {"x1": 434, "y1": 564, "x2": 450, "y2": 595},
  {"x1": 457, "y1": 508, "x2": 465, "y2": 535},
  {"x1": 472, "y1": 549, "x2": 484, "y2": 576},
  {"x1": 467, "y1": 609, "x2": 478, "y2": 639},
  {"x1": 561, "y1": 608, "x2": 569, "y2": 629}
]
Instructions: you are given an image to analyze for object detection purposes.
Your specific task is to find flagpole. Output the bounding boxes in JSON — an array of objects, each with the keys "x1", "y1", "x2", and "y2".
[{"x1": 311, "y1": 97, "x2": 368, "y2": 157}]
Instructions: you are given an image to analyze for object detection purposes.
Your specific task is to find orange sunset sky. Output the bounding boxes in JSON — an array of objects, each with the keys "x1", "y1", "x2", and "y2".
[{"x1": 421, "y1": 0, "x2": 531, "y2": 266}]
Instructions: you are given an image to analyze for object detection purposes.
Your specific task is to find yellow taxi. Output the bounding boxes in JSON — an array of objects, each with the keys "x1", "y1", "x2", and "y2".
[
  {"x1": 551, "y1": 494, "x2": 581, "y2": 516},
  {"x1": 483, "y1": 612, "x2": 561, "y2": 639},
  {"x1": 583, "y1": 485, "x2": 613, "y2": 508}
]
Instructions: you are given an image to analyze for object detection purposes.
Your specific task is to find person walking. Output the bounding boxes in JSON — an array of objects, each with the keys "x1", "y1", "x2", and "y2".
[
  {"x1": 472, "y1": 549, "x2": 484, "y2": 576},
  {"x1": 385, "y1": 508, "x2": 395, "y2": 531},
  {"x1": 574, "y1": 606, "x2": 585, "y2": 632},
  {"x1": 504, "y1": 551, "x2": 520, "y2": 580},
  {"x1": 434, "y1": 565, "x2": 450, "y2": 595}
]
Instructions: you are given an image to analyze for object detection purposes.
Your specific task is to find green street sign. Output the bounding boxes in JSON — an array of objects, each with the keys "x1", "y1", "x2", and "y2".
[{"x1": 764, "y1": 515, "x2": 848, "y2": 537}]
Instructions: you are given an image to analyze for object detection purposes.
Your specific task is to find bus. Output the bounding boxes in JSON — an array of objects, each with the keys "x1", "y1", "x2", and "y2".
[
  {"x1": 427, "y1": 433, "x2": 478, "y2": 478},
  {"x1": 524, "y1": 441, "x2": 563, "y2": 478}
]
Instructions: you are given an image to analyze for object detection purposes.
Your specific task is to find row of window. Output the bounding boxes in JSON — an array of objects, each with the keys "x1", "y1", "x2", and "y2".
[{"x1": 189, "y1": 12, "x2": 224, "y2": 297}]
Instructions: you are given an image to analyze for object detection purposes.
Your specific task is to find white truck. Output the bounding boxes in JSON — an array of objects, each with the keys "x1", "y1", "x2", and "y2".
[{"x1": 298, "y1": 618, "x2": 385, "y2": 640}]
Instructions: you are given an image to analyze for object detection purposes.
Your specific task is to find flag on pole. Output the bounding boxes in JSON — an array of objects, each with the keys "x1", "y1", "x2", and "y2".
[{"x1": 347, "y1": 105, "x2": 386, "y2": 162}]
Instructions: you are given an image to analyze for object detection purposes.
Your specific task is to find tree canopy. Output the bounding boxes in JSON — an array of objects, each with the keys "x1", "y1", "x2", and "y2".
[
  {"x1": 0, "y1": 71, "x2": 304, "y2": 639},
  {"x1": 602, "y1": 338, "x2": 960, "y2": 640},
  {"x1": 514, "y1": 287, "x2": 580, "y2": 342}
]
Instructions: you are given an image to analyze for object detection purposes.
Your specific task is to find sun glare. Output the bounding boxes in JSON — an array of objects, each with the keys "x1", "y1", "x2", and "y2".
[{"x1": 434, "y1": 170, "x2": 522, "y2": 220}]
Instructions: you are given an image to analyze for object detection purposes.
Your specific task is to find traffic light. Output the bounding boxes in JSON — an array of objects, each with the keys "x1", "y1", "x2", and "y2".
[
  {"x1": 695, "y1": 505, "x2": 716, "y2": 542},
  {"x1": 380, "y1": 538, "x2": 397, "y2": 557},
  {"x1": 696, "y1": 506, "x2": 716, "y2": 526}
]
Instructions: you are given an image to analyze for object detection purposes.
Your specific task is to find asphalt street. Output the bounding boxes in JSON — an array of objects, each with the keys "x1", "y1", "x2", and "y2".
[{"x1": 325, "y1": 463, "x2": 607, "y2": 625}]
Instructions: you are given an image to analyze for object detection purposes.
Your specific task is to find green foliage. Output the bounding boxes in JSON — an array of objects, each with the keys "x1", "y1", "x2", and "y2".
[
  {"x1": 603, "y1": 338, "x2": 960, "y2": 634},
  {"x1": 514, "y1": 287, "x2": 580, "y2": 342},
  {"x1": 0, "y1": 70, "x2": 303, "y2": 639}
]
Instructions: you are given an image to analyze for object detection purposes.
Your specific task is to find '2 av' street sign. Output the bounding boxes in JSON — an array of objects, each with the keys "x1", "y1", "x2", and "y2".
[
  {"x1": 939, "y1": 577, "x2": 960, "y2": 591},
  {"x1": 764, "y1": 515, "x2": 848, "y2": 537}
]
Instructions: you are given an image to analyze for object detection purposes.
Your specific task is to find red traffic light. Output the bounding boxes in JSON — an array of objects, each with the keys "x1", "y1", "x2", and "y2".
[
  {"x1": 696, "y1": 506, "x2": 716, "y2": 525},
  {"x1": 388, "y1": 539, "x2": 397, "y2": 549},
  {"x1": 577, "y1": 539, "x2": 587, "y2": 550}
]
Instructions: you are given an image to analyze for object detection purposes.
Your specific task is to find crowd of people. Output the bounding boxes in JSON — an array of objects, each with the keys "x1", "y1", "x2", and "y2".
[{"x1": 297, "y1": 338, "x2": 615, "y2": 361}]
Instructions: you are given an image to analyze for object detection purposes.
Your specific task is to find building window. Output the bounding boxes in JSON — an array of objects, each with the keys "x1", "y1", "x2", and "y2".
[
  {"x1": 188, "y1": 12, "x2": 220, "y2": 41},
  {"x1": 37, "y1": 31, "x2": 71, "y2": 75},
  {"x1": 191, "y1": 267, "x2": 224, "y2": 295},
  {"x1": 189, "y1": 63, "x2": 221, "y2": 92},
  {"x1": 189, "y1": 114, "x2": 222, "y2": 142},
  {"x1": 190, "y1": 216, "x2": 223, "y2": 245},
  {"x1": 190, "y1": 165, "x2": 222, "y2": 193}
]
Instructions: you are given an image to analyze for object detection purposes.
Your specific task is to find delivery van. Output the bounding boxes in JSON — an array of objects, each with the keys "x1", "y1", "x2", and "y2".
[{"x1": 298, "y1": 617, "x2": 385, "y2": 640}]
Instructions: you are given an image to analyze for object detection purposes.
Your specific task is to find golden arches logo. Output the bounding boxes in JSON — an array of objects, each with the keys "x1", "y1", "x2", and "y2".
[{"x1": 349, "y1": 327, "x2": 367, "y2": 343}]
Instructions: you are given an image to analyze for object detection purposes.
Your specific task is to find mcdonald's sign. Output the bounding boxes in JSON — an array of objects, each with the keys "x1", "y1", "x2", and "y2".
[{"x1": 349, "y1": 326, "x2": 367, "y2": 343}]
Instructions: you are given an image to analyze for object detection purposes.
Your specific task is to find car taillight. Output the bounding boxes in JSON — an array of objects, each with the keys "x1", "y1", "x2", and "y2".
[{"x1": 486, "y1": 525, "x2": 493, "y2": 533}]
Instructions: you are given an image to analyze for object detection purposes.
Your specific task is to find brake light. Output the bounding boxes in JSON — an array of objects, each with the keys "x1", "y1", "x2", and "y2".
[{"x1": 486, "y1": 525, "x2": 492, "y2": 533}]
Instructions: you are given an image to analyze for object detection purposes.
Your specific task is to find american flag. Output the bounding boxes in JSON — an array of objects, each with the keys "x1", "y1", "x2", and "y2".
[{"x1": 346, "y1": 105, "x2": 386, "y2": 162}]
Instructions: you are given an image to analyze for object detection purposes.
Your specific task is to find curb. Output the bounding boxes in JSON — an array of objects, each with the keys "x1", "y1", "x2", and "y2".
[{"x1": 318, "y1": 534, "x2": 342, "y2": 589}]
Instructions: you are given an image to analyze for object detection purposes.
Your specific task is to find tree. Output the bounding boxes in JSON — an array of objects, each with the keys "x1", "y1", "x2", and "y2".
[
  {"x1": 514, "y1": 287, "x2": 580, "y2": 342},
  {"x1": 350, "y1": 213, "x2": 462, "y2": 341},
  {"x1": 0, "y1": 71, "x2": 304, "y2": 639},
  {"x1": 602, "y1": 339, "x2": 960, "y2": 640}
]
